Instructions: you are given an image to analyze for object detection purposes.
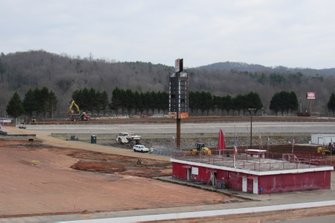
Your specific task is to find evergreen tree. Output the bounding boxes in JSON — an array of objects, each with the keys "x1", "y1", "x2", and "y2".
[
  {"x1": 222, "y1": 95, "x2": 233, "y2": 115},
  {"x1": 159, "y1": 92, "x2": 169, "y2": 112},
  {"x1": 245, "y1": 92, "x2": 263, "y2": 111},
  {"x1": 189, "y1": 91, "x2": 198, "y2": 114},
  {"x1": 142, "y1": 92, "x2": 151, "y2": 114},
  {"x1": 23, "y1": 89, "x2": 37, "y2": 117},
  {"x1": 149, "y1": 91, "x2": 156, "y2": 113},
  {"x1": 327, "y1": 93, "x2": 335, "y2": 115},
  {"x1": 88, "y1": 88, "x2": 96, "y2": 112},
  {"x1": 270, "y1": 91, "x2": 298, "y2": 115},
  {"x1": 199, "y1": 91, "x2": 212, "y2": 115},
  {"x1": 23, "y1": 87, "x2": 57, "y2": 118},
  {"x1": 125, "y1": 89, "x2": 135, "y2": 115},
  {"x1": 288, "y1": 91, "x2": 299, "y2": 112},
  {"x1": 110, "y1": 88, "x2": 123, "y2": 114},
  {"x1": 96, "y1": 91, "x2": 108, "y2": 114},
  {"x1": 232, "y1": 94, "x2": 246, "y2": 114},
  {"x1": 134, "y1": 91, "x2": 143, "y2": 114},
  {"x1": 47, "y1": 91, "x2": 58, "y2": 118},
  {"x1": 212, "y1": 95, "x2": 222, "y2": 111},
  {"x1": 6, "y1": 92, "x2": 24, "y2": 118},
  {"x1": 38, "y1": 87, "x2": 50, "y2": 117},
  {"x1": 73, "y1": 88, "x2": 108, "y2": 113}
]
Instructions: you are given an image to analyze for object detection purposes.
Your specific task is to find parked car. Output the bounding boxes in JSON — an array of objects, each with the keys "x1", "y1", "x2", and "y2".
[{"x1": 133, "y1": 144, "x2": 149, "y2": 153}]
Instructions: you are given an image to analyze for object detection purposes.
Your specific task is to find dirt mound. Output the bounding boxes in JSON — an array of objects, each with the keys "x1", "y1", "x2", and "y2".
[
  {"x1": 67, "y1": 150, "x2": 171, "y2": 178},
  {"x1": 71, "y1": 161, "x2": 126, "y2": 173}
]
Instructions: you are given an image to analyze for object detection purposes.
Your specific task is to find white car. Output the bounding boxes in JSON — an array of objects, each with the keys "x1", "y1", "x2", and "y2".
[{"x1": 133, "y1": 144, "x2": 149, "y2": 153}]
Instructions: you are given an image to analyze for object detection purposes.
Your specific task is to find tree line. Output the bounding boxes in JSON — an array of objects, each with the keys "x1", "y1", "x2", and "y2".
[
  {"x1": 6, "y1": 87, "x2": 57, "y2": 119},
  {"x1": 6, "y1": 87, "x2": 335, "y2": 118},
  {"x1": 110, "y1": 88, "x2": 168, "y2": 115},
  {"x1": 189, "y1": 92, "x2": 263, "y2": 115},
  {"x1": 269, "y1": 91, "x2": 298, "y2": 115},
  {"x1": 72, "y1": 88, "x2": 109, "y2": 114}
]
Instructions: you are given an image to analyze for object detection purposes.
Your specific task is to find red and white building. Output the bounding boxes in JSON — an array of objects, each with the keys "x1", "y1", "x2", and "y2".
[{"x1": 171, "y1": 150, "x2": 333, "y2": 194}]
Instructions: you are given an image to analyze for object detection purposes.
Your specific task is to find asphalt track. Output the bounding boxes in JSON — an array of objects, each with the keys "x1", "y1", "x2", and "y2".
[
  {"x1": 24, "y1": 121, "x2": 335, "y2": 134},
  {"x1": 60, "y1": 200, "x2": 335, "y2": 223}
]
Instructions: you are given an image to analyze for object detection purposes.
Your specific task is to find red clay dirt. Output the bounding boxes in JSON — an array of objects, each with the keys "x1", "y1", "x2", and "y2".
[
  {"x1": 68, "y1": 149, "x2": 172, "y2": 178},
  {"x1": 0, "y1": 139, "x2": 240, "y2": 217}
]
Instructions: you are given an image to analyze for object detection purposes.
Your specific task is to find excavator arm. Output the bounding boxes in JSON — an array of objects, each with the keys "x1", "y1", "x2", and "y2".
[{"x1": 68, "y1": 100, "x2": 80, "y2": 114}]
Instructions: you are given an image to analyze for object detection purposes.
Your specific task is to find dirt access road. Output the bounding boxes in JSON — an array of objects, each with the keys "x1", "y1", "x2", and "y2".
[{"x1": 0, "y1": 127, "x2": 240, "y2": 217}]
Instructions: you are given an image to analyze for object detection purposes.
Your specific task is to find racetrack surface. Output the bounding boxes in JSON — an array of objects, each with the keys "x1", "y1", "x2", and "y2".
[{"x1": 23, "y1": 121, "x2": 335, "y2": 135}]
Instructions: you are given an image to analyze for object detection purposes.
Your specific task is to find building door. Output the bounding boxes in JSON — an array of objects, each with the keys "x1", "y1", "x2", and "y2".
[
  {"x1": 253, "y1": 177, "x2": 258, "y2": 194},
  {"x1": 187, "y1": 168, "x2": 191, "y2": 181},
  {"x1": 242, "y1": 176, "x2": 247, "y2": 192},
  {"x1": 210, "y1": 171, "x2": 217, "y2": 187}
]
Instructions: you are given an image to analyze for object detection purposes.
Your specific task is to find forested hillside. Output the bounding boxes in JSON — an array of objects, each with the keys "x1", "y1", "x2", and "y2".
[
  {"x1": 0, "y1": 50, "x2": 334, "y2": 117},
  {"x1": 0, "y1": 51, "x2": 172, "y2": 116},
  {"x1": 188, "y1": 63, "x2": 335, "y2": 115}
]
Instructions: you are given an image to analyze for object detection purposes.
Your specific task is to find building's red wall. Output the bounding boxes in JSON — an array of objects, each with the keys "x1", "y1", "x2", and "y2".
[
  {"x1": 172, "y1": 163, "x2": 187, "y2": 179},
  {"x1": 172, "y1": 162, "x2": 243, "y2": 191},
  {"x1": 225, "y1": 171, "x2": 242, "y2": 191},
  {"x1": 172, "y1": 162, "x2": 331, "y2": 194},
  {"x1": 259, "y1": 171, "x2": 331, "y2": 194},
  {"x1": 197, "y1": 166, "x2": 210, "y2": 182}
]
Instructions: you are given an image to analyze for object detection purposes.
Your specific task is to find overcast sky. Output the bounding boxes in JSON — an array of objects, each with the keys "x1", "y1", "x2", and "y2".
[{"x1": 1, "y1": 0, "x2": 335, "y2": 68}]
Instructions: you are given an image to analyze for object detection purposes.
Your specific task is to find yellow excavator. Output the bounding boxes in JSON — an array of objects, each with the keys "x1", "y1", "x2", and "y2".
[
  {"x1": 191, "y1": 143, "x2": 212, "y2": 156},
  {"x1": 68, "y1": 100, "x2": 90, "y2": 121},
  {"x1": 317, "y1": 146, "x2": 330, "y2": 155}
]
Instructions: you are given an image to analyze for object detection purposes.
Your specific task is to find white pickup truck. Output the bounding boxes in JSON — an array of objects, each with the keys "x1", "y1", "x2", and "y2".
[
  {"x1": 0, "y1": 126, "x2": 7, "y2": 135},
  {"x1": 116, "y1": 132, "x2": 141, "y2": 144}
]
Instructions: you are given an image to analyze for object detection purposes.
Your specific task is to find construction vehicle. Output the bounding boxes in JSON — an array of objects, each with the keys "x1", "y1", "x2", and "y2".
[
  {"x1": 68, "y1": 100, "x2": 90, "y2": 121},
  {"x1": 317, "y1": 143, "x2": 335, "y2": 155},
  {"x1": 0, "y1": 125, "x2": 7, "y2": 135},
  {"x1": 317, "y1": 146, "x2": 330, "y2": 155},
  {"x1": 191, "y1": 142, "x2": 212, "y2": 156},
  {"x1": 116, "y1": 132, "x2": 141, "y2": 144}
]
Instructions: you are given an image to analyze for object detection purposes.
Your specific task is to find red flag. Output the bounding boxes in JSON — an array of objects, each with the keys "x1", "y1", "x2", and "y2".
[{"x1": 218, "y1": 129, "x2": 225, "y2": 151}]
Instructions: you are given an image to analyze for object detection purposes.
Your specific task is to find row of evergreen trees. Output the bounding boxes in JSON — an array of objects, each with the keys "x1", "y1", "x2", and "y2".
[
  {"x1": 6, "y1": 87, "x2": 335, "y2": 118},
  {"x1": 269, "y1": 91, "x2": 298, "y2": 115},
  {"x1": 72, "y1": 88, "x2": 109, "y2": 114},
  {"x1": 6, "y1": 87, "x2": 57, "y2": 118},
  {"x1": 110, "y1": 88, "x2": 168, "y2": 114},
  {"x1": 190, "y1": 92, "x2": 263, "y2": 115}
]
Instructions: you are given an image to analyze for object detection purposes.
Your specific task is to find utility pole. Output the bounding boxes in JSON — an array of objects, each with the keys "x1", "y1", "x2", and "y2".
[{"x1": 176, "y1": 114, "x2": 181, "y2": 148}]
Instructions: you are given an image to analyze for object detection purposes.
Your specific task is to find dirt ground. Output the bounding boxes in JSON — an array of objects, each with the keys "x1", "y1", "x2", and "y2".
[
  {"x1": 0, "y1": 139, "x2": 241, "y2": 217},
  {"x1": 2, "y1": 125, "x2": 335, "y2": 222},
  {"x1": 67, "y1": 148, "x2": 173, "y2": 177}
]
